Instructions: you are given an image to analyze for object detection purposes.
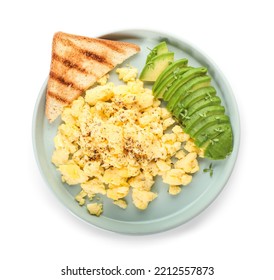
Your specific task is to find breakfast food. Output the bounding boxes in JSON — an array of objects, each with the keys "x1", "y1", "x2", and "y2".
[
  {"x1": 46, "y1": 33, "x2": 233, "y2": 218},
  {"x1": 142, "y1": 42, "x2": 233, "y2": 159},
  {"x1": 45, "y1": 32, "x2": 140, "y2": 122},
  {"x1": 51, "y1": 67, "x2": 203, "y2": 215},
  {"x1": 87, "y1": 203, "x2": 103, "y2": 216},
  {"x1": 140, "y1": 41, "x2": 174, "y2": 82}
]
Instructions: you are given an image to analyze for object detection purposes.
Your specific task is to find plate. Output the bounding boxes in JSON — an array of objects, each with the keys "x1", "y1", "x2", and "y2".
[{"x1": 32, "y1": 29, "x2": 240, "y2": 234}]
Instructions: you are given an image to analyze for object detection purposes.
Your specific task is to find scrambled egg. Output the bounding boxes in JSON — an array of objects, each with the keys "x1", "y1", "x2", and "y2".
[
  {"x1": 87, "y1": 203, "x2": 103, "y2": 216},
  {"x1": 52, "y1": 67, "x2": 203, "y2": 216}
]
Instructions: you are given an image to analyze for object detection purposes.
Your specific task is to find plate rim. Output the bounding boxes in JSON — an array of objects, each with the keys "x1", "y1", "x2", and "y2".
[{"x1": 32, "y1": 28, "x2": 240, "y2": 235}]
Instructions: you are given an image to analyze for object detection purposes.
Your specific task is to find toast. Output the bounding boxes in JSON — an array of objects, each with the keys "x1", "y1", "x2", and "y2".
[{"x1": 45, "y1": 32, "x2": 140, "y2": 122}]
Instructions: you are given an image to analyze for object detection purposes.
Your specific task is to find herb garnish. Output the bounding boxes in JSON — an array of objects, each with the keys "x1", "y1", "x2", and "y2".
[
  {"x1": 205, "y1": 92, "x2": 214, "y2": 102},
  {"x1": 173, "y1": 68, "x2": 180, "y2": 80},
  {"x1": 210, "y1": 138, "x2": 219, "y2": 145},
  {"x1": 214, "y1": 127, "x2": 224, "y2": 133},
  {"x1": 203, "y1": 163, "x2": 214, "y2": 177},
  {"x1": 199, "y1": 112, "x2": 207, "y2": 118},
  {"x1": 180, "y1": 109, "x2": 190, "y2": 120}
]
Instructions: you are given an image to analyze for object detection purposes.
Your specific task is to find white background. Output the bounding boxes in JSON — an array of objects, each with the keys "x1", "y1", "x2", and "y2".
[{"x1": 1, "y1": 0, "x2": 273, "y2": 279}]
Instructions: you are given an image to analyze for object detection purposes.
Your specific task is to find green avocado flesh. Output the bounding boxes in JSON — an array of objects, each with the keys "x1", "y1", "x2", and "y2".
[
  {"x1": 140, "y1": 52, "x2": 174, "y2": 81},
  {"x1": 182, "y1": 86, "x2": 217, "y2": 109},
  {"x1": 203, "y1": 126, "x2": 233, "y2": 160},
  {"x1": 167, "y1": 75, "x2": 211, "y2": 111},
  {"x1": 152, "y1": 58, "x2": 188, "y2": 92},
  {"x1": 172, "y1": 86, "x2": 218, "y2": 118},
  {"x1": 187, "y1": 114, "x2": 230, "y2": 138},
  {"x1": 163, "y1": 67, "x2": 208, "y2": 101},
  {"x1": 194, "y1": 123, "x2": 231, "y2": 147},
  {"x1": 145, "y1": 41, "x2": 169, "y2": 64},
  {"x1": 186, "y1": 96, "x2": 221, "y2": 117},
  {"x1": 183, "y1": 105, "x2": 225, "y2": 133},
  {"x1": 174, "y1": 95, "x2": 222, "y2": 120},
  {"x1": 153, "y1": 67, "x2": 192, "y2": 98},
  {"x1": 141, "y1": 43, "x2": 233, "y2": 160}
]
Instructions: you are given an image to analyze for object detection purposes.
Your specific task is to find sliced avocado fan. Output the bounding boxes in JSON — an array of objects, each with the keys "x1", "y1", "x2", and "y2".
[{"x1": 140, "y1": 43, "x2": 233, "y2": 160}]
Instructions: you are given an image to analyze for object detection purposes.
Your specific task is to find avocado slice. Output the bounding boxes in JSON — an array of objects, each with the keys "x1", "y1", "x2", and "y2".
[
  {"x1": 181, "y1": 86, "x2": 216, "y2": 109},
  {"x1": 186, "y1": 95, "x2": 222, "y2": 118},
  {"x1": 153, "y1": 66, "x2": 192, "y2": 98},
  {"x1": 183, "y1": 105, "x2": 225, "y2": 133},
  {"x1": 146, "y1": 41, "x2": 169, "y2": 64},
  {"x1": 174, "y1": 95, "x2": 221, "y2": 119},
  {"x1": 139, "y1": 52, "x2": 174, "y2": 82},
  {"x1": 167, "y1": 75, "x2": 211, "y2": 112},
  {"x1": 187, "y1": 114, "x2": 230, "y2": 138},
  {"x1": 173, "y1": 86, "x2": 217, "y2": 118},
  {"x1": 163, "y1": 67, "x2": 207, "y2": 101},
  {"x1": 194, "y1": 123, "x2": 231, "y2": 147},
  {"x1": 203, "y1": 125, "x2": 233, "y2": 160},
  {"x1": 152, "y1": 58, "x2": 188, "y2": 93},
  {"x1": 172, "y1": 79, "x2": 211, "y2": 118}
]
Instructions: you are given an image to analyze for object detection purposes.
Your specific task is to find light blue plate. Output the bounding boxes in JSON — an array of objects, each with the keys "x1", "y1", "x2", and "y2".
[{"x1": 32, "y1": 29, "x2": 240, "y2": 235}]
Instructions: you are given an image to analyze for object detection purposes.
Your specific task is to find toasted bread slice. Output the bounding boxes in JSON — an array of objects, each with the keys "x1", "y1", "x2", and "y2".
[{"x1": 45, "y1": 32, "x2": 140, "y2": 122}]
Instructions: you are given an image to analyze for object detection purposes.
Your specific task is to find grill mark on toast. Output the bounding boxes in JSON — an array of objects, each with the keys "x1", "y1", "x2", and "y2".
[
  {"x1": 61, "y1": 32, "x2": 128, "y2": 54},
  {"x1": 59, "y1": 37, "x2": 113, "y2": 68},
  {"x1": 94, "y1": 39, "x2": 127, "y2": 53},
  {"x1": 97, "y1": 39, "x2": 139, "y2": 53},
  {"x1": 52, "y1": 53, "x2": 89, "y2": 74},
  {"x1": 47, "y1": 90, "x2": 70, "y2": 104},
  {"x1": 81, "y1": 50, "x2": 113, "y2": 67},
  {"x1": 50, "y1": 71, "x2": 82, "y2": 91}
]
